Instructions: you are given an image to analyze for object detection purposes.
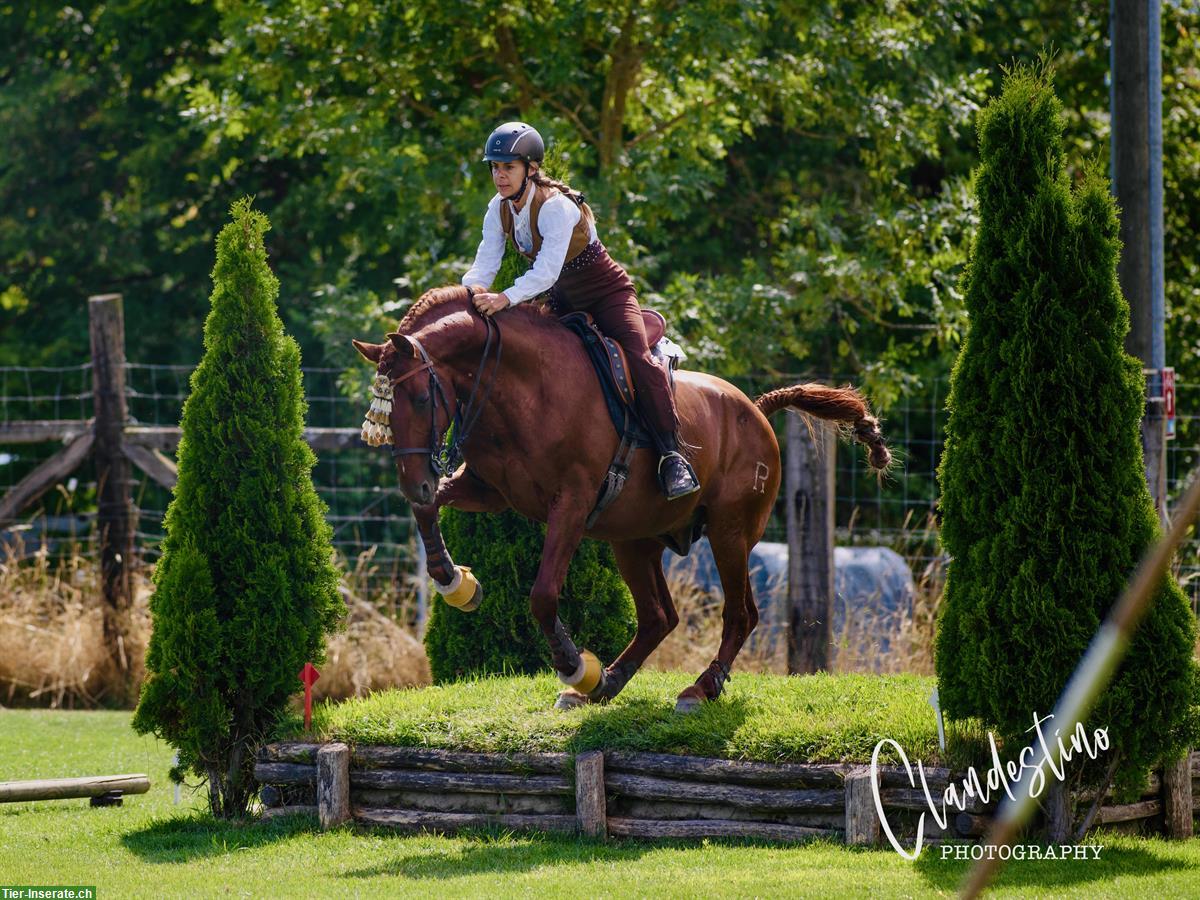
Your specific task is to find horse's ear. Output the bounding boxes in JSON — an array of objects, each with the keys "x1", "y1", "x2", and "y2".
[
  {"x1": 386, "y1": 332, "x2": 417, "y2": 357},
  {"x1": 352, "y1": 339, "x2": 384, "y2": 363}
]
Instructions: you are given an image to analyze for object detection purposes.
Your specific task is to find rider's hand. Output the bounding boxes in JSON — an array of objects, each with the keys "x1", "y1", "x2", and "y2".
[{"x1": 472, "y1": 291, "x2": 510, "y2": 316}]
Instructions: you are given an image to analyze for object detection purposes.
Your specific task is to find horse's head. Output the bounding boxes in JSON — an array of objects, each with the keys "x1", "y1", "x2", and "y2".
[{"x1": 353, "y1": 331, "x2": 457, "y2": 507}]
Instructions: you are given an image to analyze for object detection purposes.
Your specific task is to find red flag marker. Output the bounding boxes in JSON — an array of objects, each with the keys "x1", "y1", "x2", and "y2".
[{"x1": 299, "y1": 663, "x2": 320, "y2": 731}]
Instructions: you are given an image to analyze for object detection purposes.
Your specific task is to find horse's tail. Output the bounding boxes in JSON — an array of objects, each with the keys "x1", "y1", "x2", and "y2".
[{"x1": 754, "y1": 383, "x2": 891, "y2": 471}]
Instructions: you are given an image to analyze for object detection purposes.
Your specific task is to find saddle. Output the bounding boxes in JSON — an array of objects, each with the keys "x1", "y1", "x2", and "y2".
[{"x1": 559, "y1": 309, "x2": 677, "y2": 527}]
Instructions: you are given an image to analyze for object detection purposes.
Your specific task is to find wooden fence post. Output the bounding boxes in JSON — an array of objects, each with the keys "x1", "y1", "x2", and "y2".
[
  {"x1": 844, "y1": 767, "x2": 880, "y2": 846},
  {"x1": 89, "y1": 294, "x2": 136, "y2": 677},
  {"x1": 1162, "y1": 750, "x2": 1194, "y2": 839},
  {"x1": 575, "y1": 750, "x2": 607, "y2": 837},
  {"x1": 317, "y1": 742, "x2": 351, "y2": 828},
  {"x1": 787, "y1": 416, "x2": 836, "y2": 674}
]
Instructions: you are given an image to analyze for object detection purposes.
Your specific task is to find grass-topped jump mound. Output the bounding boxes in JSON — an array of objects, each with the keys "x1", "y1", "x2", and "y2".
[{"x1": 292, "y1": 672, "x2": 979, "y2": 769}]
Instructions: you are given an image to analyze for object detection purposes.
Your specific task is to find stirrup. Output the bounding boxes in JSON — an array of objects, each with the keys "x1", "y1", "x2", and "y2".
[{"x1": 659, "y1": 451, "x2": 700, "y2": 499}]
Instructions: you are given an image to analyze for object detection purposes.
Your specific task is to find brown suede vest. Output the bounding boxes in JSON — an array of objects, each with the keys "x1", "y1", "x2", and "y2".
[{"x1": 498, "y1": 183, "x2": 594, "y2": 265}]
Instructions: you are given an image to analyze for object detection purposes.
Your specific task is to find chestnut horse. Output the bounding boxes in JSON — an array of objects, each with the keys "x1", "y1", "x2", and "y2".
[{"x1": 353, "y1": 285, "x2": 889, "y2": 712}]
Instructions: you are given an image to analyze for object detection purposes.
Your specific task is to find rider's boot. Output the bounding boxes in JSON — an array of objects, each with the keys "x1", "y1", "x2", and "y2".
[{"x1": 657, "y1": 435, "x2": 700, "y2": 500}]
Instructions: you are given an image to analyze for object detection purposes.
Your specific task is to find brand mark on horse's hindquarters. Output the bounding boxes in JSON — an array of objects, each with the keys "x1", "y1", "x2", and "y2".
[{"x1": 752, "y1": 462, "x2": 769, "y2": 493}]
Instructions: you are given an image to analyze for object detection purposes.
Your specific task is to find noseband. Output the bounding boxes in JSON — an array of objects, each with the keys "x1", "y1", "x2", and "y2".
[{"x1": 388, "y1": 312, "x2": 502, "y2": 478}]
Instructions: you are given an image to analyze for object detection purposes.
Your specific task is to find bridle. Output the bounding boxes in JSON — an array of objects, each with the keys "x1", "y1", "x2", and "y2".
[{"x1": 387, "y1": 308, "x2": 502, "y2": 478}]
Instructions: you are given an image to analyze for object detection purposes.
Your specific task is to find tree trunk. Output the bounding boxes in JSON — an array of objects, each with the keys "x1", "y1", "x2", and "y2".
[{"x1": 1043, "y1": 780, "x2": 1073, "y2": 844}]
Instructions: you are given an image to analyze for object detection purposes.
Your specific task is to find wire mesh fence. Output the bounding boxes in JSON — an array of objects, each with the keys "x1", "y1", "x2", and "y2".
[{"x1": 3, "y1": 363, "x2": 1198, "y2": 624}]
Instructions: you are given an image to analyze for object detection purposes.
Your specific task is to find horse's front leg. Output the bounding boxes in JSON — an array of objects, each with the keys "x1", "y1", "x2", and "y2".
[
  {"x1": 411, "y1": 501, "x2": 483, "y2": 612},
  {"x1": 525, "y1": 498, "x2": 611, "y2": 708}
]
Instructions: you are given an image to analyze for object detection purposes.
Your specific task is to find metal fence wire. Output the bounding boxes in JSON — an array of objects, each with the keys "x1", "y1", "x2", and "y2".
[{"x1": 2, "y1": 364, "x2": 1199, "y2": 621}]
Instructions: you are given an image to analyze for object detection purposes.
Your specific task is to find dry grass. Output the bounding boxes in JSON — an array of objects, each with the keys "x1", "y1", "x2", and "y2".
[
  {"x1": 645, "y1": 515, "x2": 945, "y2": 678},
  {"x1": 0, "y1": 535, "x2": 151, "y2": 708},
  {"x1": 644, "y1": 557, "x2": 786, "y2": 675},
  {"x1": 829, "y1": 551, "x2": 942, "y2": 676},
  {"x1": 0, "y1": 539, "x2": 431, "y2": 710},
  {"x1": 316, "y1": 589, "x2": 431, "y2": 701}
]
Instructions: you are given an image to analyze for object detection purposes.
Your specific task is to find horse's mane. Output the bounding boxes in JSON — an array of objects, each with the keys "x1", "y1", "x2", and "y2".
[{"x1": 397, "y1": 284, "x2": 564, "y2": 336}]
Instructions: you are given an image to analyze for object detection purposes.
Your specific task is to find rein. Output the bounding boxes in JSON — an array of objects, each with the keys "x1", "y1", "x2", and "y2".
[{"x1": 389, "y1": 311, "x2": 502, "y2": 477}]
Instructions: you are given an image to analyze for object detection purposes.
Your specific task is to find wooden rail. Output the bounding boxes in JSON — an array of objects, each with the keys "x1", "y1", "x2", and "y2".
[{"x1": 0, "y1": 774, "x2": 150, "y2": 803}]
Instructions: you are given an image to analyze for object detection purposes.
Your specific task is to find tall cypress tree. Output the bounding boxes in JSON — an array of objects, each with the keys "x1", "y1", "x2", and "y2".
[
  {"x1": 132, "y1": 199, "x2": 343, "y2": 818},
  {"x1": 936, "y1": 65, "x2": 1199, "y2": 798}
]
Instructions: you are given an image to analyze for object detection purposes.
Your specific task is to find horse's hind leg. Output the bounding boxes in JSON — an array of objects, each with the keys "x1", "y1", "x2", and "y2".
[
  {"x1": 675, "y1": 526, "x2": 756, "y2": 713},
  {"x1": 561, "y1": 538, "x2": 679, "y2": 705}
]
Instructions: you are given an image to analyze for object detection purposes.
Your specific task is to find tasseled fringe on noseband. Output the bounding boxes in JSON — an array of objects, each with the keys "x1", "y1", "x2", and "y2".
[{"x1": 361, "y1": 374, "x2": 394, "y2": 447}]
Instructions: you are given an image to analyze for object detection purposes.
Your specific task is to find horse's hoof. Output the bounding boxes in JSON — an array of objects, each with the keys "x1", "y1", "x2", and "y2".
[
  {"x1": 554, "y1": 689, "x2": 590, "y2": 710},
  {"x1": 675, "y1": 686, "x2": 706, "y2": 715},
  {"x1": 558, "y1": 650, "x2": 603, "y2": 695},
  {"x1": 440, "y1": 566, "x2": 482, "y2": 612}
]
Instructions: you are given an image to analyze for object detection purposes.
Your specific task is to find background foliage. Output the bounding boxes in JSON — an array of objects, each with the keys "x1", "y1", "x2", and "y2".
[{"x1": 6, "y1": 1, "x2": 1198, "y2": 409}]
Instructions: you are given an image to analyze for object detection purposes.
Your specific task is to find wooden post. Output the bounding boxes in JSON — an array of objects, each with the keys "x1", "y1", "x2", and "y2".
[
  {"x1": 786, "y1": 416, "x2": 836, "y2": 674},
  {"x1": 317, "y1": 742, "x2": 351, "y2": 828},
  {"x1": 1112, "y1": 0, "x2": 1168, "y2": 524},
  {"x1": 844, "y1": 767, "x2": 879, "y2": 846},
  {"x1": 575, "y1": 750, "x2": 607, "y2": 837},
  {"x1": 89, "y1": 294, "x2": 136, "y2": 677},
  {"x1": 1162, "y1": 751, "x2": 1194, "y2": 839}
]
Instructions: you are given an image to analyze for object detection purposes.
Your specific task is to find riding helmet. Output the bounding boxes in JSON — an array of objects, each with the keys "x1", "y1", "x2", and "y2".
[{"x1": 482, "y1": 122, "x2": 545, "y2": 164}]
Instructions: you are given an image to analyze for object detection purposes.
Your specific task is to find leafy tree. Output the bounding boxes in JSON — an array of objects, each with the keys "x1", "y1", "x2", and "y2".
[
  {"x1": 131, "y1": 199, "x2": 343, "y2": 818},
  {"x1": 181, "y1": 0, "x2": 990, "y2": 400},
  {"x1": 7, "y1": 1, "x2": 1200, "y2": 413},
  {"x1": 935, "y1": 65, "x2": 1200, "y2": 800}
]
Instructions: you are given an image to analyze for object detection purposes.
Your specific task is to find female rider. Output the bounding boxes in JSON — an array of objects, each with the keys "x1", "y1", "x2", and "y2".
[{"x1": 463, "y1": 121, "x2": 700, "y2": 500}]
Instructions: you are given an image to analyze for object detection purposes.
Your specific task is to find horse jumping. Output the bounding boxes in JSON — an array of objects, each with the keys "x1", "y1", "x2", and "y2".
[{"x1": 353, "y1": 285, "x2": 890, "y2": 712}]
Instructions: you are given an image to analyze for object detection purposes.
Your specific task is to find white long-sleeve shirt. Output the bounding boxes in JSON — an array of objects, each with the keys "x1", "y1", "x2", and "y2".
[{"x1": 461, "y1": 192, "x2": 599, "y2": 305}]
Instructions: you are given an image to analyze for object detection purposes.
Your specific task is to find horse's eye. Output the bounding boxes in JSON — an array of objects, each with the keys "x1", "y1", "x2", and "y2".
[{"x1": 412, "y1": 391, "x2": 431, "y2": 410}]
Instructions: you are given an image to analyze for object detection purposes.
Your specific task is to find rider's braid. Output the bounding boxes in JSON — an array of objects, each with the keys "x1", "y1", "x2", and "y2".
[{"x1": 530, "y1": 169, "x2": 589, "y2": 210}]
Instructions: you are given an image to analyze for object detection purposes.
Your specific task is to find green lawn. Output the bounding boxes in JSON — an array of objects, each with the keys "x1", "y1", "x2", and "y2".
[
  {"x1": 299, "y1": 672, "x2": 984, "y2": 768},
  {"x1": 3, "y1": 706, "x2": 1200, "y2": 898}
]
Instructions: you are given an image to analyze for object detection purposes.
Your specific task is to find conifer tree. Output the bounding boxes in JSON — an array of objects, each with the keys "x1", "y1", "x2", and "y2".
[
  {"x1": 935, "y1": 65, "x2": 1199, "y2": 798},
  {"x1": 425, "y1": 157, "x2": 636, "y2": 681},
  {"x1": 132, "y1": 199, "x2": 343, "y2": 818}
]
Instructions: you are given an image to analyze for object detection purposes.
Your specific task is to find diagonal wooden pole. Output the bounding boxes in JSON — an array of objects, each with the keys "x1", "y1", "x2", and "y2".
[
  {"x1": 961, "y1": 464, "x2": 1200, "y2": 899},
  {"x1": 0, "y1": 429, "x2": 94, "y2": 525}
]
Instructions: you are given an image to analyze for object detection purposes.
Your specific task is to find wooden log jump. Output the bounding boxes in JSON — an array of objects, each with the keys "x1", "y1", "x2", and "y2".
[
  {"x1": 0, "y1": 774, "x2": 150, "y2": 804},
  {"x1": 255, "y1": 741, "x2": 1196, "y2": 844},
  {"x1": 254, "y1": 743, "x2": 974, "y2": 844}
]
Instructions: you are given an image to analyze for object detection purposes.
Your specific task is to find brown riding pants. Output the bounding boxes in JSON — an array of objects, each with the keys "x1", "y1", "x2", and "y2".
[{"x1": 549, "y1": 242, "x2": 679, "y2": 452}]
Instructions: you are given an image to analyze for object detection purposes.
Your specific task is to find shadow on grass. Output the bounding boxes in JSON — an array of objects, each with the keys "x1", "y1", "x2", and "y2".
[
  {"x1": 912, "y1": 840, "x2": 1195, "y2": 893},
  {"x1": 564, "y1": 694, "x2": 752, "y2": 758},
  {"x1": 342, "y1": 830, "x2": 837, "y2": 881},
  {"x1": 342, "y1": 829, "x2": 653, "y2": 880},
  {"x1": 121, "y1": 811, "x2": 321, "y2": 863}
]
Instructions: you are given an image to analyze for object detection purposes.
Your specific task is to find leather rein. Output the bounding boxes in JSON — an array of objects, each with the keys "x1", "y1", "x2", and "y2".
[{"x1": 388, "y1": 308, "x2": 502, "y2": 477}]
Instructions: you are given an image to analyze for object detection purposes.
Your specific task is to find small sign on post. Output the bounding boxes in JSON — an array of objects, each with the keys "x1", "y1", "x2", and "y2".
[
  {"x1": 1163, "y1": 366, "x2": 1175, "y2": 440},
  {"x1": 299, "y1": 663, "x2": 321, "y2": 732}
]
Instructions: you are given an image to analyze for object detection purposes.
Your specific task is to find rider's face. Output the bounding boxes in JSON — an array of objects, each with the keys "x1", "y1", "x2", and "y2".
[{"x1": 491, "y1": 160, "x2": 528, "y2": 194}]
